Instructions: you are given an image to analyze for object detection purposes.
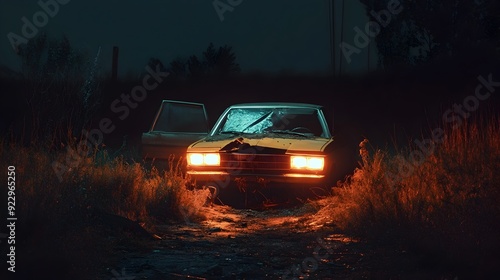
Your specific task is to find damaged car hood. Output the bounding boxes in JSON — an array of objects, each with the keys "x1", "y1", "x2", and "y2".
[{"x1": 188, "y1": 135, "x2": 333, "y2": 154}]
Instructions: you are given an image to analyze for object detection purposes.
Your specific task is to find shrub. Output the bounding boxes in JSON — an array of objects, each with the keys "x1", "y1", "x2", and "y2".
[
  {"x1": 316, "y1": 114, "x2": 500, "y2": 270},
  {"x1": 0, "y1": 140, "x2": 210, "y2": 278}
]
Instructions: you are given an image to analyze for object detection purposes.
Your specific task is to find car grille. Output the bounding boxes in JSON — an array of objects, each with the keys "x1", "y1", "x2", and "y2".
[{"x1": 220, "y1": 153, "x2": 289, "y2": 174}]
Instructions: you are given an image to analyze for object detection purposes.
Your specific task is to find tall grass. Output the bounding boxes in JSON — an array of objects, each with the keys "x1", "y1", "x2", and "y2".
[
  {"x1": 0, "y1": 140, "x2": 210, "y2": 278},
  {"x1": 316, "y1": 114, "x2": 500, "y2": 271},
  {"x1": 0, "y1": 143, "x2": 209, "y2": 225}
]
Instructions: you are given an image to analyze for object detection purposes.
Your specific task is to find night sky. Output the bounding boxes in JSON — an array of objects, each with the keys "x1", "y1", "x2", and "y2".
[{"x1": 0, "y1": 0, "x2": 372, "y2": 77}]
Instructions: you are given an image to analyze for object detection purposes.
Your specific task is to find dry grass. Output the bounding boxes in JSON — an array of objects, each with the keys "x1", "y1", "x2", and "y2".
[
  {"x1": 315, "y1": 114, "x2": 500, "y2": 271},
  {"x1": 0, "y1": 140, "x2": 210, "y2": 279},
  {"x1": 0, "y1": 143, "x2": 210, "y2": 225}
]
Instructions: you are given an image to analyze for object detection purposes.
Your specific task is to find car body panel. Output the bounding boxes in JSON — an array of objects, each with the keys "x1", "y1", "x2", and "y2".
[
  {"x1": 188, "y1": 136, "x2": 333, "y2": 153},
  {"x1": 141, "y1": 100, "x2": 209, "y2": 160}
]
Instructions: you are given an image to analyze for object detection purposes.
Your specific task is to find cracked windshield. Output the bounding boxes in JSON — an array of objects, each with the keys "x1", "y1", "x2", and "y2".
[{"x1": 220, "y1": 108, "x2": 321, "y2": 136}]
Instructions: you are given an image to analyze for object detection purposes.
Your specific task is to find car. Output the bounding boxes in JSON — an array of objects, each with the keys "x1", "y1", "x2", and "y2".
[
  {"x1": 141, "y1": 100, "x2": 209, "y2": 168},
  {"x1": 185, "y1": 102, "x2": 349, "y2": 207}
]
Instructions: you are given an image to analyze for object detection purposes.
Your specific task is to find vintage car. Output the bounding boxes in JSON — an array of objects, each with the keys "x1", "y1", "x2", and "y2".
[{"x1": 185, "y1": 102, "x2": 347, "y2": 206}]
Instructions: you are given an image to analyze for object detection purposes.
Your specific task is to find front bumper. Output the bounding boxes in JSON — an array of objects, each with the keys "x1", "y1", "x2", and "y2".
[{"x1": 186, "y1": 170, "x2": 326, "y2": 186}]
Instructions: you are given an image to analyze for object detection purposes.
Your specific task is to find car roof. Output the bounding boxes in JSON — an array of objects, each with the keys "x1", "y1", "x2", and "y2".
[{"x1": 228, "y1": 102, "x2": 323, "y2": 109}]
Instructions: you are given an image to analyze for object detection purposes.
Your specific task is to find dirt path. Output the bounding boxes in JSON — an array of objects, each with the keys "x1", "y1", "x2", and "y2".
[{"x1": 97, "y1": 199, "x2": 461, "y2": 280}]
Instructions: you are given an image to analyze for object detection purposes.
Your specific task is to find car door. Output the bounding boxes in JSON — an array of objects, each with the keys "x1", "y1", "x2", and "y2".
[{"x1": 141, "y1": 100, "x2": 209, "y2": 162}]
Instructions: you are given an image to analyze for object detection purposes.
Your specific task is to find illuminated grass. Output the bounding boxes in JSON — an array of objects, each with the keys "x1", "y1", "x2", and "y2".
[
  {"x1": 0, "y1": 140, "x2": 210, "y2": 277},
  {"x1": 316, "y1": 114, "x2": 500, "y2": 269},
  {"x1": 0, "y1": 143, "x2": 209, "y2": 225}
]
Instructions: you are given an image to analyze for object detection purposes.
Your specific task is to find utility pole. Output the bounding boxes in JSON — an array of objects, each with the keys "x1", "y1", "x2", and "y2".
[
  {"x1": 329, "y1": 0, "x2": 336, "y2": 77},
  {"x1": 338, "y1": 0, "x2": 345, "y2": 77}
]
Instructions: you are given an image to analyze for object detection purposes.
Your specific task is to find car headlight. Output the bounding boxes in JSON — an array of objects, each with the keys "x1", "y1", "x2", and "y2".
[
  {"x1": 290, "y1": 156, "x2": 324, "y2": 171},
  {"x1": 187, "y1": 153, "x2": 220, "y2": 166}
]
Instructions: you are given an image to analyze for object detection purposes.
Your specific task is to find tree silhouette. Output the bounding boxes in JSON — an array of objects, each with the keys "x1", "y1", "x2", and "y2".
[
  {"x1": 15, "y1": 32, "x2": 99, "y2": 144},
  {"x1": 187, "y1": 55, "x2": 205, "y2": 80},
  {"x1": 203, "y1": 42, "x2": 241, "y2": 76},
  {"x1": 169, "y1": 57, "x2": 188, "y2": 80},
  {"x1": 360, "y1": 0, "x2": 500, "y2": 69},
  {"x1": 147, "y1": 57, "x2": 167, "y2": 73},
  {"x1": 214, "y1": 44, "x2": 241, "y2": 76},
  {"x1": 18, "y1": 33, "x2": 47, "y2": 83},
  {"x1": 203, "y1": 43, "x2": 218, "y2": 73},
  {"x1": 165, "y1": 42, "x2": 241, "y2": 81}
]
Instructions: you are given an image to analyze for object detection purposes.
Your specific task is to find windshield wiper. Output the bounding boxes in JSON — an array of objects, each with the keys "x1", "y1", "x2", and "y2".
[
  {"x1": 220, "y1": 130, "x2": 244, "y2": 135},
  {"x1": 267, "y1": 129, "x2": 309, "y2": 137},
  {"x1": 241, "y1": 111, "x2": 274, "y2": 133}
]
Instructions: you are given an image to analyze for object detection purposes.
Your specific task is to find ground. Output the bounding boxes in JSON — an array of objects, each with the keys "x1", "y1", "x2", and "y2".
[{"x1": 97, "y1": 199, "x2": 463, "y2": 280}]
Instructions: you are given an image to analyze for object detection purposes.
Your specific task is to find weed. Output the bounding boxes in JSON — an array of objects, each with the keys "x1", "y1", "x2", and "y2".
[{"x1": 316, "y1": 114, "x2": 500, "y2": 272}]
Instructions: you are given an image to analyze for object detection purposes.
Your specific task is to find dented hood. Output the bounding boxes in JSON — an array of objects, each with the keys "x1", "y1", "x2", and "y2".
[{"x1": 188, "y1": 135, "x2": 332, "y2": 154}]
